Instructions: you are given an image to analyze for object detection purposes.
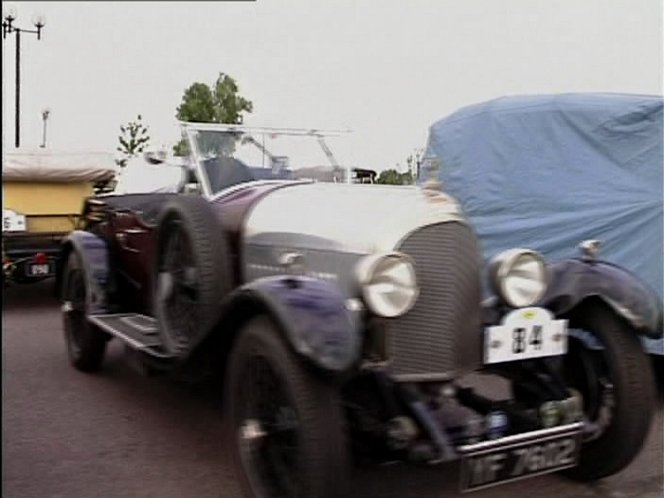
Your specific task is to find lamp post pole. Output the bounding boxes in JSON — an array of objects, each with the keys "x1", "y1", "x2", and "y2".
[
  {"x1": 3, "y1": 6, "x2": 46, "y2": 148},
  {"x1": 40, "y1": 108, "x2": 50, "y2": 148},
  {"x1": 15, "y1": 28, "x2": 20, "y2": 148}
]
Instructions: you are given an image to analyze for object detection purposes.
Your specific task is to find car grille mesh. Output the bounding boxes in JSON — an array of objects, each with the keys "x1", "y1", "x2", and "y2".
[{"x1": 387, "y1": 221, "x2": 482, "y2": 380}]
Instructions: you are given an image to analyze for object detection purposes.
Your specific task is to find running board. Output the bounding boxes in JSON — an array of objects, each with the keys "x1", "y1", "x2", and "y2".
[{"x1": 88, "y1": 313, "x2": 173, "y2": 359}]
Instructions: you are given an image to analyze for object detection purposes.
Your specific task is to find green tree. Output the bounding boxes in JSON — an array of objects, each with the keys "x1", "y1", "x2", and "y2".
[
  {"x1": 401, "y1": 170, "x2": 414, "y2": 185},
  {"x1": 376, "y1": 168, "x2": 414, "y2": 185},
  {"x1": 116, "y1": 114, "x2": 150, "y2": 168},
  {"x1": 376, "y1": 169, "x2": 404, "y2": 185},
  {"x1": 174, "y1": 73, "x2": 253, "y2": 156}
]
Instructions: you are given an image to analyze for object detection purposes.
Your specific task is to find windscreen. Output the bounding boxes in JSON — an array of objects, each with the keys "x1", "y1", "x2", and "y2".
[{"x1": 189, "y1": 129, "x2": 348, "y2": 194}]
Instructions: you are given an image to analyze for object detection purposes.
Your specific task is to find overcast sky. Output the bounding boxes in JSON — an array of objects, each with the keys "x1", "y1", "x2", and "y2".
[{"x1": 2, "y1": 0, "x2": 662, "y2": 171}]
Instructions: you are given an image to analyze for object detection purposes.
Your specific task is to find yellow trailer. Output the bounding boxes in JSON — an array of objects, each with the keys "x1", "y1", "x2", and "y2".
[{"x1": 3, "y1": 150, "x2": 116, "y2": 283}]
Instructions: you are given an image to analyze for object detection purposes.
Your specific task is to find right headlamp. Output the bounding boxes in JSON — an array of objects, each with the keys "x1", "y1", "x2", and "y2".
[{"x1": 488, "y1": 249, "x2": 548, "y2": 308}]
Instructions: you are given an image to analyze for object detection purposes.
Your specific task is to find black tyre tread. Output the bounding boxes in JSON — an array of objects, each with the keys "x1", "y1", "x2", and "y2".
[
  {"x1": 564, "y1": 300, "x2": 655, "y2": 481},
  {"x1": 225, "y1": 317, "x2": 350, "y2": 498},
  {"x1": 63, "y1": 253, "x2": 107, "y2": 373},
  {"x1": 155, "y1": 195, "x2": 232, "y2": 355}
]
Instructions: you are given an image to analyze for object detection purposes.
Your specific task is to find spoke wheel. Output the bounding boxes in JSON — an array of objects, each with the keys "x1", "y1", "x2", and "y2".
[
  {"x1": 154, "y1": 195, "x2": 231, "y2": 356},
  {"x1": 563, "y1": 335, "x2": 613, "y2": 442},
  {"x1": 225, "y1": 318, "x2": 350, "y2": 498},
  {"x1": 157, "y1": 219, "x2": 200, "y2": 352},
  {"x1": 561, "y1": 299, "x2": 655, "y2": 481},
  {"x1": 239, "y1": 357, "x2": 302, "y2": 497},
  {"x1": 62, "y1": 253, "x2": 107, "y2": 372}
]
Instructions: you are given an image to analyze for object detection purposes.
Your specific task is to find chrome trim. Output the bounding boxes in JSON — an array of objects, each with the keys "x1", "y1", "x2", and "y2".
[
  {"x1": 355, "y1": 251, "x2": 419, "y2": 318},
  {"x1": 391, "y1": 372, "x2": 456, "y2": 382},
  {"x1": 345, "y1": 298, "x2": 364, "y2": 312},
  {"x1": 182, "y1": 126, "x2": 213, "y2": 198},
  {"x1": 457, "y1": 422, "x2": 582, "y2": 453},
  {"x1": 123, "y1": 228, "x2": 148, "y2": 235},
  {"x1": 457, "y1": 422, "x2": 582, "y2": 491},
  {"x1": 179, "y1": 122, "x2": 350, "y2": 136},
  {"x1": 387, "y1": 221, "x2": 483, "y2": 378},
  {"x1": 119, "y1": 316, "x2": 156, "y2": 334},
  {"x1": 579, "y1": 239, "x2": 601, "y2": 262},
  {"x1": 210, "y1": 179, "x2": 310, "y2": 203},
  {"x1": 355, "y1": 251, "x2": 416, "y2": 286},
  {"x1": 180, "y1": 122, "x2": 351, "y2": 200},
  {"x1": 87, "y1": 199, "x2": 107, "y2": 207},
  {"x1": 489, "y1": 249, "x2": 548, "y2": 307},
  {"x1": 88, "y1": 314, "x2": 148, "y2": 350},
  {"x1": 278, "y1": 251, "x2": 305, "y2": 276}
]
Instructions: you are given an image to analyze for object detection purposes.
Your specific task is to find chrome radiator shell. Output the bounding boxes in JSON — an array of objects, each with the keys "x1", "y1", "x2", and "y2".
[{"x1": 386, "y1": 221, "x2": 483, "y2": 381}]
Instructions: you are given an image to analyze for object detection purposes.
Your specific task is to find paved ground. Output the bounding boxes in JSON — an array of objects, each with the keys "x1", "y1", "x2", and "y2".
[{"x1": 3, "y1": 280, "x2": 663, "y2": 498}]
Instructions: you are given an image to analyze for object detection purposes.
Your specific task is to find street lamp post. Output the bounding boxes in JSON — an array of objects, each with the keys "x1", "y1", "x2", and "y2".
[
  {"x1": 40, "y1": 107, "x2": 50, "y2": 148},
  {"x1": 2, "y1": 6, "x2": 46, "y2": 148}
]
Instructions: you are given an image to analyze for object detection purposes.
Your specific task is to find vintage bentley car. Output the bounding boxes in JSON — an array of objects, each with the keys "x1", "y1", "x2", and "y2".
[{"x1": 58, "y1": 123, "x2": 662, "y2": 498}]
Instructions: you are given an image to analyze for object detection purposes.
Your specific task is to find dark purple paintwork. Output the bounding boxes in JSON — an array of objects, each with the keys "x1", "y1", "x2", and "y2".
[
  {"x1": 81, "y1": 181, "x2": 303, "y2": 314},
  {"x1": 541, "y1": 258, "x2": 663, "y2": 337},
  {"x1": 233, "y1": 275, "x2": 359, "y2": 371},
  {"x1": 210, "y1": 180, "x2": 309, "y2": 285}
]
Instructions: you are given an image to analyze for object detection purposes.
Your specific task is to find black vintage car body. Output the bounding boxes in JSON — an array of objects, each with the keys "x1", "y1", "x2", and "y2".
[{"x1": 58, "y1": 123, "x2": 662, "y2": 497}]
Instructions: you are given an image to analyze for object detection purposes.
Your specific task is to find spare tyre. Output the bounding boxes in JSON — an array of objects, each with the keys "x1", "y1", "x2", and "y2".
[{"x1": 154, "y1": 195, "x2": 232, "y2": 357}]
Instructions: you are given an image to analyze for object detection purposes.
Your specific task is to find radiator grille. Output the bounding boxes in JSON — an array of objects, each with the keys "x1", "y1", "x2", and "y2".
[{"x1": 387, "y1": 222, "x2": 482, "y2": 380}]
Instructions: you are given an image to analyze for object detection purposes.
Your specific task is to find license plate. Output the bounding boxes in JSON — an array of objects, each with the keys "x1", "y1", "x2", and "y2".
[
  {"x1": 27, "y1": 263, "x2": 53, "y2": 277},
  {"x1": 484, "y1": 307, "x2": 567, "y2": 364},
  {"x1": 3, "y1": 209, "x2": 26, "y2": 232},
  {"x1": 459, "y1": 424, "x2": 581, "y2": 492}
]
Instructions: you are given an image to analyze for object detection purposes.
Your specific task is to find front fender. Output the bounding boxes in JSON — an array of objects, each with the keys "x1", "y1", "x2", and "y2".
[
  {"x1": 57, "y1": 230, "x2": 111, "y2": 313},
  {"x1": 225, "y1": 276, "x2": 361, "y2": 373},
  {"x1": 541, "y1": 259, "x2": 663, "y2": 338}
]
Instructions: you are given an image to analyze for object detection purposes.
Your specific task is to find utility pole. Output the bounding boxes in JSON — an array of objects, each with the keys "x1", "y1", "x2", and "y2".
[
  {"x1": 40, "y1": 108, "x2": 50, "y2": 147},
  {"x1": 2, "y1": 6, "x2": 46, "y2": 148}
]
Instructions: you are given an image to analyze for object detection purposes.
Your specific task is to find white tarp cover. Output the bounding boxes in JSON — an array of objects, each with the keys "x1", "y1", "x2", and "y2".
[{"x1": 3, "y1": 150, "x2": 117, "y2": 182}]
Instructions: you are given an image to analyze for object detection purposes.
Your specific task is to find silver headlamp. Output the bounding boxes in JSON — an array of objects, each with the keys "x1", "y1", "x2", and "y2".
[
  {"x1": 489, "y1": 249, "x2": 548, "y2": 308},
  {"x1": 355, "y1": 252, "x2": 418, "y2": 318}
]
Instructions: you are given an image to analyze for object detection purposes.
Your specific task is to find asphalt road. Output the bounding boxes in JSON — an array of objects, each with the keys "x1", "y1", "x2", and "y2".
[{"x1": 3, "y1": 281, "x2": 663, "y2": 498}]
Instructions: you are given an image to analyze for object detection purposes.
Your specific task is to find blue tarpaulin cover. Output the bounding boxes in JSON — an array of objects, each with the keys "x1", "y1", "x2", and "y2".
[{"x1": 423, "y1": 93, "x2": 663, "y2": 353}]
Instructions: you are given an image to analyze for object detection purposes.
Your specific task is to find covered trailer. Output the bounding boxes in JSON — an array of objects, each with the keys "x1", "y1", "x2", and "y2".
[
  {"x1": 2, "y1": 150, "x2": 116, "y2": 283},
  {"x1": 423, "y1": 93, "x2": 663, "y2": 353}
]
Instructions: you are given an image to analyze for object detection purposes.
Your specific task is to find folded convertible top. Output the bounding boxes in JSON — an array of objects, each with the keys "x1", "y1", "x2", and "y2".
[{"x1": 3, "y1": 149, "x2": 117, "y2": 182}]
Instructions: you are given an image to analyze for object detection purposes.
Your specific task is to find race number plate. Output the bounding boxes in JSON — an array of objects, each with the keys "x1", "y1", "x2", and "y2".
[
  {"x1": 484, "y1": 307, "x2": 567, "y2": 364},
  {"x1": 26, "y1": 263, "x2": 54, "y2": 277},
  {"x1": 459, "y1": 424, "x2": 581, "y2": 492},
  {"x1": 3, "y1": 209, "x2": 26, "y2": 232}
]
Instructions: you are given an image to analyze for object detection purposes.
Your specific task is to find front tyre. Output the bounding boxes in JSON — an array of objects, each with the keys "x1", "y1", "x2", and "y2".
[
  {"x1": 62, "y1": 253, "x2": 108, "y2": 372},
  {"x1": 224, "y1": 318, "x2": 350, "y2": 498},
  {"x1": 562, "y1": 300, "x2": 655, "y2": 481}
]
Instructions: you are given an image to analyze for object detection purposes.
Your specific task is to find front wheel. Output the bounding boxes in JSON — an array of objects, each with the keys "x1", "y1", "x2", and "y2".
[
  {"x1": 562, "y1": 300, "x2": 655, "y2": 481},
  {"x1": 224, "y1": 317, "x2": 350, "y2": 498}
]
